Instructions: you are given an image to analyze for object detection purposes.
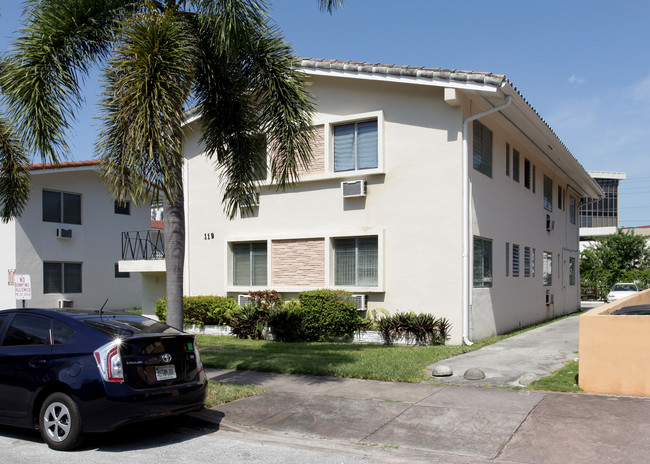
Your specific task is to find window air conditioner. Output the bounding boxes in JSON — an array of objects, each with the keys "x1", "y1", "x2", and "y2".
[
  {"x1": 351, "y1": 294, "x2": 367, "y2": 311},
  {"x1": 238, "y1": 294, "x2": 251, "y2": 307},
  {"x1": 545, "y1": 293, "x2": 554, "y2": 306},
  {"x1": 341, "y1": 180, "x2": 366, "y2": 198},
  {"x1": 545, "y1": 215, "x2": 555, "y2": 231},
  {"x1": 57, "y1": 228, "x2": 73, "y2": 239},
  {"x1": 58, "y1": 299, "x2": 73, "y2": 308}
]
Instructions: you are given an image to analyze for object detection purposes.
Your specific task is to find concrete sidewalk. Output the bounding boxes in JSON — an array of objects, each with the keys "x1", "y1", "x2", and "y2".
[
  {"x1": 201, "y1": 369, "x2": 650, "y2": 463},
  {"x1": 197, "y1": 310, "x2": 650, "y2": 463}
]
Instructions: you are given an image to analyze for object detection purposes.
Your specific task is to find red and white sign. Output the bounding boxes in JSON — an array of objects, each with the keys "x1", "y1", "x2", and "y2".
[
  {"x1": 14, "y1": 274, "x2": 32, "y2": 300},
  {"x1": 8, "y1": 269, "x2": 16, "y2": 286}
]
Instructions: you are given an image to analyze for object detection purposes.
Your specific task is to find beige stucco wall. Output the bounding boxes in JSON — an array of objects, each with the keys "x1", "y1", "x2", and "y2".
[
  {"x1": 183, "y1": 75, "x2": 467, "y2": 341},
  {"x1": 6, "y1": 168, "x2": 150, "y2": 310},
  {"x1": 579, "y1": 290, "x2": 650, "y2": 396}
]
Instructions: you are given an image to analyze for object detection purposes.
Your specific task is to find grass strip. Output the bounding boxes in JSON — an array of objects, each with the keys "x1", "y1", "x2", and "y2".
[{"x1": 205, "y1": 380, "x2": 267, "y2": 408}]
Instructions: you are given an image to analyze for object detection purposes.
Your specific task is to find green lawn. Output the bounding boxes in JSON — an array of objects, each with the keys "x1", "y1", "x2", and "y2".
[
  {"x1": 196, "y1": 312, "x2": 582, "y2": 385},
  {"x1": 527, "y1": 360, "x2": 582, "y2": 393}
]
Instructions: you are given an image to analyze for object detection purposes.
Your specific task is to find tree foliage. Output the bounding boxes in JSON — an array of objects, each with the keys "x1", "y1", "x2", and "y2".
[{"x1": 580, "y1": 229, "x2": 650, "y2": 300}]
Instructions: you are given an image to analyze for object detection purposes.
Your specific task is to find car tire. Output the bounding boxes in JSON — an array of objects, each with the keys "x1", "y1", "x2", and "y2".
[{"x1": 38, "y1": 392, "x2": 85, "y2": 451}]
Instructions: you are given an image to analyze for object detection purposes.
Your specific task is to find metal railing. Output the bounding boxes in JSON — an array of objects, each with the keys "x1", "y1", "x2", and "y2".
[{"x1": 121, "y1": 230, "x2": 165, "y2": 260}]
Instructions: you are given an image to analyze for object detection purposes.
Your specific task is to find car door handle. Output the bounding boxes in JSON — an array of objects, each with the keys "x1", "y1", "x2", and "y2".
[{"x1": 29, "y1": 357, "x2": 47, "y2": 368}]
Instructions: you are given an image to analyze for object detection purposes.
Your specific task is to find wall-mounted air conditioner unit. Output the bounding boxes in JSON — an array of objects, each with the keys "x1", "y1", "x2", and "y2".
[
  {"x1": 545, "y1": 215, "x2": 555, "y2": 231},
  {"x1": 58, "y1": 299, "x2": 73, "y2": 308},
  {"x1": 341, "y1": 180, "x2": 366, "y2": 198},
  {"x1": 545, "y1": 293, "x2": 554, "y2": 306},
  {"x1": 57, "y1": 228, "x2": 73, "y2": 239},
  {"x1": 351, "y1": 294, "x2": 367, "y2": 311},
  {"x1": 238, "y1": 294, "x2": 251, "y2": 307}
]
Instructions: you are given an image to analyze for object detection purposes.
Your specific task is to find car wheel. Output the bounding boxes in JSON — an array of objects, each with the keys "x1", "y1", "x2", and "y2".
[{"x1": 38, "y1": 392, "x2": 85, "y2": 451}]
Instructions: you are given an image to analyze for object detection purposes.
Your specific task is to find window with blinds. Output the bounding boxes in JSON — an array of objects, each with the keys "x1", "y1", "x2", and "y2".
[
  {"x1": 233, "y1": 242, "x2": 267, "y2": 286},
  {"x1": 512, "y1": 244, "x2": 520, "y2": 277},
  {"x1": 543, "y1": 252, "x2": 553, "y2": 286},
  {"x1": 543, "y1": 175, "x2": 553, "y2": 211},
  {"x1": 513, "y1": 149, "x2": 520, "y2": 183},
  {"x1": 473, "y1": 120, "x2": 492, "y2": 177},
  {"x1": 333, "y1": 120, "x2": 378, "y2": 172},
  {"x1": 44, "y1": 262, "x2": 82, "y2": 294},
  {"x1": 473, "y1": 236, "x2": 492, "y2": 287},
  {"x1": 334, "y1": 237, "x2": 378, "y2": 286},
  {"x1": 524, "y1": 247, "x2": 531, "y2": 277}
]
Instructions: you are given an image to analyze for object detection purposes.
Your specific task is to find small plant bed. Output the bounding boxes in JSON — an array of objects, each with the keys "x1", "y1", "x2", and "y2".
[
  {"x1": 205, "y1": 380, "x2": 267, "y2": 408},
  {"x1": 527, "y1": 360, "x2": 582, "y2": 393}
]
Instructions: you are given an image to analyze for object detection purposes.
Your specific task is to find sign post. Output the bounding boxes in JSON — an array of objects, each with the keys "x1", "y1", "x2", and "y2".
[{"x1": 14, "y1": 274, "x2": 32, "y2": 308}]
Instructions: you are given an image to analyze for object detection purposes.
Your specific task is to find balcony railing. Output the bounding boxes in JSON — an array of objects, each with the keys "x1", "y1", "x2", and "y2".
[{"x1": 122, "y1": 230, "x2": 164, "y2": 260}]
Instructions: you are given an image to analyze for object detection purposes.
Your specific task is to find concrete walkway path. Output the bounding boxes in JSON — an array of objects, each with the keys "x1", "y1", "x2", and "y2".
[{"x1": 427, "y1": 315, "x2": 580, "y2": 387}]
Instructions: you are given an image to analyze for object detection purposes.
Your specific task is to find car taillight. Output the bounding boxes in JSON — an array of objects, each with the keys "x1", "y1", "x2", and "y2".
[
  {"x1": 94, "y1": 340, "x2": 124, "y2": 382},
  {"x1": 194, "y1": 344, "x2": 204, "y2": 372}
]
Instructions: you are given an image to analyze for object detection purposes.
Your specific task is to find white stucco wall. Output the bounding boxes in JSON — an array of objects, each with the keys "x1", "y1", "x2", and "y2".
[
  {"x1": 469, "y1": 107, "x2": 582, "y2": 340},
  {"x1": 0, "y1": 220, "x2": 17, "y2": 309},
  {"x1": 12, "y1": 167, "x2": 151, "y2": 310}
]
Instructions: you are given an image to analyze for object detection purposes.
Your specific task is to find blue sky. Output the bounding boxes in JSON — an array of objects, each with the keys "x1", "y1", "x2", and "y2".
[{"x1": 2, "y1": 1, "x2": 650, "y2": 226}]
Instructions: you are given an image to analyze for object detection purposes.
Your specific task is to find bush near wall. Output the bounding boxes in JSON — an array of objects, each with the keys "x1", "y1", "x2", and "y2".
[{"x1": 155, "y1": 296, "x2": 239, "y2": 327}]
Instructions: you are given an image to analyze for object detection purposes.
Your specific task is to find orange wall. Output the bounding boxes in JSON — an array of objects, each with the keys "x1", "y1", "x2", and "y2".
[{"x1": 579, "y1": 289, "x2": 650, "y2": 396}]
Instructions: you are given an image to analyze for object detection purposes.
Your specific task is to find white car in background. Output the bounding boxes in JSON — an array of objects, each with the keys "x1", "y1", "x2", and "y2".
[{"x1": 606, "y1": 283, "x2": 639, "y2": 303}]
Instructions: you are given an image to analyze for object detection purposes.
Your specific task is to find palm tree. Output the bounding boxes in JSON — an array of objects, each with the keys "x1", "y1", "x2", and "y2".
[{"x1": 0, "y1": 0, "x2": 343, "y2": 328}]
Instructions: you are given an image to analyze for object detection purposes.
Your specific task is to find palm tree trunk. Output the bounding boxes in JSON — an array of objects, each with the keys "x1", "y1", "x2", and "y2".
[{"x1": 163, "y1": 164, "x2": 185, "y2": 330}]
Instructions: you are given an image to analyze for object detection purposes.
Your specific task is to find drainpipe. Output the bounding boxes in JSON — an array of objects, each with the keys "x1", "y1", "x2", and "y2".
[{"x1": 462, "y1": 95, "x2": 512, "y2": 345}]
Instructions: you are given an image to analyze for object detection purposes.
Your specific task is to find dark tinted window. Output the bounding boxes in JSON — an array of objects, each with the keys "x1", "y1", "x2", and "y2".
[
  {"x1": 85, "y1": 316, "x2": 181, "y2": 337},
  {"x1": 44, "y1": 262, "x2": 82, "y2": 294},
  {"x1": 52, "y1": 320, "x2": 75, "y2": 345},
  {"x1": 43, "y1": 190, "x2": 62, "y2": 222},
  {"x1": 3, "y1": 314, "x2": 51, "y2": 346},
  {"x1": 114, "y1": 201, "x2": 130, "y2": 215},
  {"x1": 63, "y1": 193, "x2": 82, "y2": 224},
  {"x1": 42, "y1": 190, "x2": 81, "y2": 224}
]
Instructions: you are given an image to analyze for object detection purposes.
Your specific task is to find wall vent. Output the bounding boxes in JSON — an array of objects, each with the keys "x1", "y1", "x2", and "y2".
[
  {"x1": 351, "y1": 294, "x2": 367, "y2": 311},
  {"x1": 57, "y1": 228, "x2": 73, "y2": 239}
]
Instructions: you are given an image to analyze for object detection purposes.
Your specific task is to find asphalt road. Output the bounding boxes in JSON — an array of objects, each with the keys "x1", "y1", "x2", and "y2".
[{"x1": 0, "y1": 415, "x2": 420, "y2": 464}]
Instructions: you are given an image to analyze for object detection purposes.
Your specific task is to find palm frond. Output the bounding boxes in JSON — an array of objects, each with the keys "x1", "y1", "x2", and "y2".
[
  {"x1": 0, "y1": 0, "x2": 138, "y2": 162},
  {"x1": 318, "y1": 0, "x2": 345, "y2": 13},
  {"x1": 97, "y1": 7, "x2": 197, "y2": 205},
  {"x1": 0, "y1": 116, "x2": 30, "y2": 222},
  {"x1": 194, "y1": 4, "x2": 314, "y2": 218}
]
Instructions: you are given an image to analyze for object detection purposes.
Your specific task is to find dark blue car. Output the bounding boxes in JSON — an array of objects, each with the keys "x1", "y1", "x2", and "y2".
[{"x1": 0, "y1": 308, "x2": 208, "y2": 450}]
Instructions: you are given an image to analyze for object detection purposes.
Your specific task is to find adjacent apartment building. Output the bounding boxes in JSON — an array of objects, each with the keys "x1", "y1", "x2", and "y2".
[
  {"x1": 0, "y1": 161, "x2": 150, "y2": 310},
  {"x1": 127, "y1": 59, "x2": 602, "y2": 344},
  {"x1": 579, "y1": 171, "x2": 626, "y2": 240}
]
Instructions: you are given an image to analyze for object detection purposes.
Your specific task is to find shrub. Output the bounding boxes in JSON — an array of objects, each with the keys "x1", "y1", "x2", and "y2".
[
  {"x1": 268, "y1": 305, "x2": 306, "y2": 342},
  {"x1": 155, "y1": 296, "x2": 239, "y2": 327},
  {"x1": 297, "y1": 289, "x2": 360, "y2": 341},
  {"x1": 247, "y1": 290, "x2": 282, "y2": 311},
  {"x1": 374, "y1": 311, "x2": 451, "y2": 346},
  {"x1": 229, "y1": 305, "x2": 268, "y2": 340}
]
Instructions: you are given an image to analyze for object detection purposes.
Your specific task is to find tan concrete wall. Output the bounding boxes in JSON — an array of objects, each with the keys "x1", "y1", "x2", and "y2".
[
  {"x1": 272, "y1": 238, "x2": 325, "y2": 286},
  {"x1": 579, "y1": 289, "x2": 650, "y2": 396}
]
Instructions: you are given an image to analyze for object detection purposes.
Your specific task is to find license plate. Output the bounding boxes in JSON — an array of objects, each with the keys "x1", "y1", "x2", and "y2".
[{"x1": 155, "y1": 365, "x2": 177, "y2": 381}]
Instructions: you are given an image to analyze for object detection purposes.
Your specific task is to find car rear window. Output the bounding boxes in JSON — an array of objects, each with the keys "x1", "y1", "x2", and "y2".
[{"x1": 84, "y1": 315, "x2": 182, "y2": 337}]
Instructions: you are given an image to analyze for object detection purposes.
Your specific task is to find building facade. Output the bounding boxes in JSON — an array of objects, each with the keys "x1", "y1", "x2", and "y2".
[
  {"x1": 579, "y1": 171, "x2": 626, "y2": 239},
  {"x1": 0, "y1": 161, "x2": 150, "y2": 310},
  {"x1": 129, "y1": 59, "x2": 602, "y2": 343}
]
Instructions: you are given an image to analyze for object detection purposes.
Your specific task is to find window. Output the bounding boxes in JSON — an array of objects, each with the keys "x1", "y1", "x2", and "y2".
[
  {"x1": 558, "y1": 186, "x2": 565, "y2": 210},
  {"x1": 334, "y1": 237, "x2": 378, "y2": 286},
  {"x1": 512, "y1": 244, "x2": 520, "y2": 277},
  {"x1": 473, "y1": 120, "x2": 492, "y2": 177},
  {"x1": 473, "y1": 237, "x2": 492, "y2": 287},
  {"x1": 114, "y1": 200, "x2": 130, "y2": 215},
  {"x1": 43, "y1": 190, "x2": 81, "y2": 224},
  {"x1": 569, "y1": 196, "x2": 576, "y2": 224},
  {"x1": 569, "y1": 257, "x2": 576, "y2": 286},
  {"x1": 43, "y1": 262, "x2": 82, "y2": 293},
  {"x1": 532, "y1": 248, "x2": 536, "y2": 277},
  {"x1": 524, "y1": 247, "x2": 531, "y2": 277},
  {"x1": 2, "y1": 315, "x2": 51, "y2": 346},
  {"x1": 513, "y1": 149, "x2": 520, "y2": 182},
  {"x1": 505, "y1": 242, "x2": 510, "y2": 276},
  {"x1": 233, "y1": 242, "x2": 267, "y2": 286},
  {"x1": 543, "y1": 175, "x2": 553, "y2": 211},
  {"x1": 333, "y1": 120, "x2": 378, "y2": 172},
  {"x1": 524, "y1": 158, "x2": 531, "y2": 189},
  {"x1": 543, "y1": 252, "x2": 552, "y2": 286},
  {"x1": 533, "y1": 165, "x2": 536, "y2": 193},
  {"x1": 114, "y1": 263, "x2": 130, "y2": 279},
  {"x1": 506, "y1": 144, "x2": 510, "y2": 177}
]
